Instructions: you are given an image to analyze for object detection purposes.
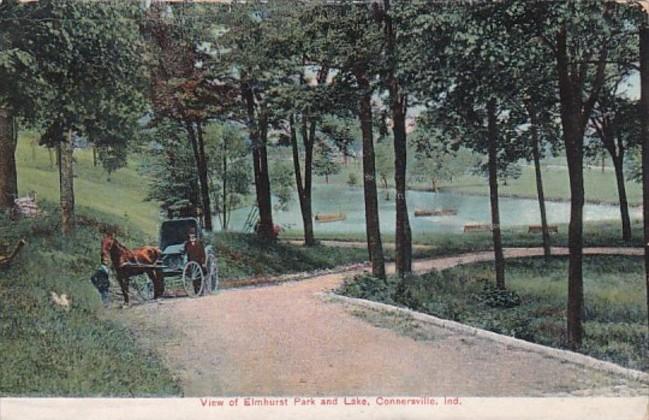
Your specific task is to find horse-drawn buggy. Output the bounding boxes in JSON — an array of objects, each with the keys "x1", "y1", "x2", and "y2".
[{"x1": 100, "y1": 217, "x2": 219, "y2": 304}]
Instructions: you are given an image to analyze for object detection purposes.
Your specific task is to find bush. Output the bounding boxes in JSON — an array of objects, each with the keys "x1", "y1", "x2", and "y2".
[{"x1": 473, "y1": 281, "x2": 522, "y2": 308}]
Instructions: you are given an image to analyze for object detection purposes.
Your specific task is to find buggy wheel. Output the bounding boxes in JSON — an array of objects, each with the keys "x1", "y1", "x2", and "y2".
[
  {"x1": 183, "y1": 261, "x2": 204, "y2": 298},
  {"x1": 131, "y1": 274, "x2": 154, "y2": 301},
  {"x1": 205, "y1": 253, "x2": 219, "y2": 294}
]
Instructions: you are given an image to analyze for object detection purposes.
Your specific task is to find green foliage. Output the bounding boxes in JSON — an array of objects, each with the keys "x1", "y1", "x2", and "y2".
[
  {"x1": 16, "y1": 0, "x2": 147, "y2": 149},
  {"x1": 473, "y1": 281, "x2": 522, "y2": 308},
  {"x1": 270, "y1": 159, "x2": 294, "y2": 211},
  {"x1": 313, "y1": 140, "x2": 341, "y2": 183},
  {"x1": 0, "y1": 206, "x2": 179, "y2": 396},
  {"x1": 206, "y1": 122, "x2": 252, "y2": 230},
  {"x1": 347, "y1": 172, "x2": 359, "y2": 187},
  {"x1": 374, "y1": 140, "x2": 394, "y2": 191},
  {"x1": 96, "y1": 144, "x2": 128, "y2": 181},
  {"x1": 138, "y1": 121, "x2": 200, "y2": 219},
  {"x1": 339, "y1": 273, "x2": 400, "y2": 305},
  {"x1": 338, "y1": 255, "x2": 648, "y2": 371},
  {"x1": 212, "y1": 232, "x2": 369, "y2": 280}
]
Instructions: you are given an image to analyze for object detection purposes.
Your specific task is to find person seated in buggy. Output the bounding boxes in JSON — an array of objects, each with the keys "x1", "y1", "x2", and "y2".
[
  {"x1": 184, "y1": 227, "x2": 206, "y2": 293},
  {"x1": 184, "y1": 227, "x2": 205, "y2": 264}
]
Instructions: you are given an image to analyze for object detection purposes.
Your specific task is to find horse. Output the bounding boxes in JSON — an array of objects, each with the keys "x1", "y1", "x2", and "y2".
[{"x1": 100, "y1": 233, "x2": 164, "y2": 305}]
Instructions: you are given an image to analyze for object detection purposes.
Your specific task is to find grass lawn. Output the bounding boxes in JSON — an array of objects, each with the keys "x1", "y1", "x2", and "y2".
[
  {"x1": 338, "y1": 256, "x2": 649, "y2": 372},
  {"x1": 16, "y1": 132, "x2": 161, "y2": 237},
  {"x1": 438, "y1": 164, "x2": 643, "y2": 206}
]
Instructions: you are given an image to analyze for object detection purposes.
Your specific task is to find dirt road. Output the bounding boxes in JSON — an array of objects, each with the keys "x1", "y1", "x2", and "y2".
[{"x1": 122, "y1": 247, "x2": 648, "y2": 397}]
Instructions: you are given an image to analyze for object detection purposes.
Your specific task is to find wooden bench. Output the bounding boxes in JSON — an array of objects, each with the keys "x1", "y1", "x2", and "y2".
[
  {"x1": 463, "y1": 224, "x2": 492, "y2": 233},
  {"x1": 528, "y1": 224, "x2": 559, "y2": 234}
]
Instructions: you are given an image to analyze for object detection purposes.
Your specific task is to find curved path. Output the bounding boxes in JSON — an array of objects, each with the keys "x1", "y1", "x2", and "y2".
[{"x1": 121, "y1": 247, "x2": 647, "y2": 397}]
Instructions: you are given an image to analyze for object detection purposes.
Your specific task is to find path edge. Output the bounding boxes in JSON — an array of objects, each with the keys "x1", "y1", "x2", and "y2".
[{"x1": 323, "y1": 292, "x2": 649, "y2": 385}]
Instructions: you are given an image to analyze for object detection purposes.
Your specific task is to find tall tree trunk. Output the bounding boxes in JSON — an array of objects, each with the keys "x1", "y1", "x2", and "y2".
[
  {"x1": 257, "y1": 114, "x2": 274, "y2": 240},
  {"x1": 639, "y1": 20, "x2": 649, "y2": 331},
  {"x1": 0, "y1": 108, "x2": 18, "y2": 209},
  {"x1": 557, "y1": 28, "x2": 585, "y2": 350},
  {"x1": 222, "y1": 139, "x2": 228, "y2": 231},
  {"x1": 59, "y1": 130, "x2": 76, "y2": 234},
  {"x1": 487, "y1": 99, "x2": 505, "y2": 290},
  {"x1": 243, "y1": 86, "x2": 274, "y2": 240},
  {"x1": 196, "y1": 123, "x2": 213, "y2": 231},
  {"x1": 528, "y1": 106, "x2": 551, "y2": 259},
  {"x1": 303, "y1": 118, "x2": 316, "y2": 246},
  {"x1": 383, "y1": 0, "x2": 412, "y2": 276},
  {"x1": 290, "y1": 114, "x2": 316, "y2": 246},
  {"x1": 391, "y1": 93, "x2": 412, "y2": 276},
  {"x1": 92, "y1": 145, "x2": 97, "y2": 167},
  {"x1": 184, "y1": 121, "x2": 212, "y2": 231},
  {"x1": 612, "y1": 154, "x2": 631, "y2": 241},
  {"x1": 356, "y1": 70, "x2": 386, "y2": 279}
]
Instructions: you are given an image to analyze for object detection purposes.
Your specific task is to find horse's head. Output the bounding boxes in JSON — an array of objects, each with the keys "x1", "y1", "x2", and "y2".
[{"x1": 101, "y1": 233, "x2": 115, "y2": 266}]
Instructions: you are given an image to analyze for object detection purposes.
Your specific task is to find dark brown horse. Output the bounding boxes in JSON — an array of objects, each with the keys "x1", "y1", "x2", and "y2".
[{"x1": 101, "y1": 233, "x2": 164, "y2": 304}]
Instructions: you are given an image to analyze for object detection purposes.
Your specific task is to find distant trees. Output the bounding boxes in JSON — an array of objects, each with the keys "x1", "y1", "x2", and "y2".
[
  {"x1": 313, "y1": 140, "x2": 341, "y2": 184},
  {"x1": 143, "y1": 3, "x2": 236, "y2": 232},
  {"x1": 410, "y1": 128, "x2": 477, "y2": 193},
  {"x1": 139, "y1": 122, "x2": 201, "y2": 219},
  {"x1": 207, "y1": 123, "x2": 252, "y2": 232}
]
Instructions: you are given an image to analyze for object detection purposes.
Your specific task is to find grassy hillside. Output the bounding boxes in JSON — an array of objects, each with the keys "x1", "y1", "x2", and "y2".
[
  {"x1": 16, "y1": 133, "x2": 160, "y2": 236},
  {"x1": 0, "y1": 206, "x2": 180, "y2": 396}
]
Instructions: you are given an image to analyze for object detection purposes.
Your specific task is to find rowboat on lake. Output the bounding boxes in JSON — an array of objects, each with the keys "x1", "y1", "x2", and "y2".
[
  {"x1": 314, "y1": 212, "x2": 346, "y2": 223},
  {"x1": 414, "y1": 208, "x2": 458, "y2": 217}
]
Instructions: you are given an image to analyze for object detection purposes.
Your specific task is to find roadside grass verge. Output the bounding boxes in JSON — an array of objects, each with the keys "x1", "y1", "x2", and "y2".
[
  {"x1": 337, "y1": 255, "x2": 648, "y2": 372},
  {"x1": 212, "y1": 232, "x2": 372, "y2": 280},
  {"x1": 0, "y1": 205, "x2": 179, "y2": 396}
]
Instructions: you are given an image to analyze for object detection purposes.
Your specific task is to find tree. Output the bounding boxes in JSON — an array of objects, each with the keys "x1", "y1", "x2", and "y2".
[
  {"x1": 313, "y1": 140, "x2": 341, "y2": 184},
  {"x1": 415, "y1": 2, "x2": 530, "y2": 290},
  {"x1": 0, "y1": 1, "x2": 43, "y2": 209},
  {"x1": 320, "y1": 117, "x2": 357, "y2": 166},
  {"x1": 304, "y1": 2, "x2": 386, "y2": 278},
  {"x1": 638, "y1": 2, "x2": 649, "y2": 332},
  {"x1": 219, "y1": 3, "x2": 293, "y2": 241},
  {"x1": 139, "y1": 121, "x2": 201, "y2": 219},
  {"x1": 410, "y1": 128, "x2": 478, "y2": 192},
  {"x1": 587, "y1": 92, "x2": 639, "y2": 241},
  {"x1": 266, "y1": 5, "x2": 339, "y2": 247},
  {"x1": 527, "y1": 1, "x2": 638, "y2": 349},
  {"x1": 379, "y1": 0, "x2": 413, "y2": 276},
  {"x1": 143, "y1": 3, "x2": 235, "y2": 231},
  {"x1": 270, "y1": 159, "x2": 295, "y2": 212},
  {"x1": 374, "y1": 140, "x2": 394, "y2": 199},
  {"x1": 206, "y1": 123, "x2": 252, "y2": 231},
  {"x1": 14, "y1": 0, "x2": 148, "y2": 234}
]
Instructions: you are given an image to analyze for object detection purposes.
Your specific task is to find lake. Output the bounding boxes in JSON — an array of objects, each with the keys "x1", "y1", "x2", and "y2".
[{"x1": 224, "y1": 184, "x2": 637, "y2": 235}]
